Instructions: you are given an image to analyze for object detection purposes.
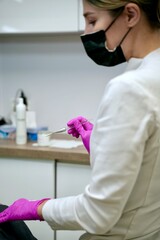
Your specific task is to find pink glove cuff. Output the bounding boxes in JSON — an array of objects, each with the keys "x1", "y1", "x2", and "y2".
[{"x1": 30, "y1": 198, "x2": 50, "y2": 221}]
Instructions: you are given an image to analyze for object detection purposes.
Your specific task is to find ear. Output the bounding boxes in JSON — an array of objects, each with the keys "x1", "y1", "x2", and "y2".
[{"x1": 124, "y1": 3, "x2": 141, "y2": 27}]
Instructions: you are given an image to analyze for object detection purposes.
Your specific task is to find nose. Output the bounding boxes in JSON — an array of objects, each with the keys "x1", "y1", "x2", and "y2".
[{"x1": 84, "y1": 24, "x2": 94, "y2": 35}]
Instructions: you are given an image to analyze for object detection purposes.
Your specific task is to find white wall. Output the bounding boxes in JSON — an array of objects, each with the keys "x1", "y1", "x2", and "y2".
[
  {"x1": 0, "y1": 33, "x2": 126, "y2": 130},
  {"x1": 0, "y1": 42, "x2": 3, "y2": 116}
]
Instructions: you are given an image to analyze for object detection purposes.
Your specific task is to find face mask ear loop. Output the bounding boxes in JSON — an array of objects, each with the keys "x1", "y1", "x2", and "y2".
[
  {"x1": 105, "y1": 27, "x2": 131, "y2": 52},
  {"x1": 119, "y1": 27, "x2": 131, "y2": 46},
  {"x1": 104, "y1": 8, "x2": 126, "y2": 51},
  {"x1": 104, "y1": 7, "x2": 125, "y2": 32}
]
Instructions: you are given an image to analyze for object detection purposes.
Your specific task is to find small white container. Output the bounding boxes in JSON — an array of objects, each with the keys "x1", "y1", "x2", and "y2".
[{"x1": 38, "y1": 131, "x2": 51, "y2": 146}]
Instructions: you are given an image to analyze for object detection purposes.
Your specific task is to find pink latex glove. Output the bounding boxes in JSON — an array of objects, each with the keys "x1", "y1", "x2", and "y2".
[
  {"x1": 67, "y1": 116, "x2": 93, "y2": 153},
  {"x1": 0, "y1": 198, "x2": 50, "y2": 223}
]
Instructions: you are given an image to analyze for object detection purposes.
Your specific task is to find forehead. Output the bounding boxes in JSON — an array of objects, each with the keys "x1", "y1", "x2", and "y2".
[{"x1": 82, "y1": 0, "x2": 108, "y2": 18}]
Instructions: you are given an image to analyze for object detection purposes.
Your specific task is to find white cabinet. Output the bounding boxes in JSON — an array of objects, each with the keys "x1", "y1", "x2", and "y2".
[
  {"x1": 0, "y1": 158, "x2": 55, "y2": 240},
  {"x1": 0, "y1": 157, "x2": 91, "y2": 240},
  {"x1": 0, "y1": 0, "x2": 78, "y2": 33},
  {"x1": 56, "y1": 162, "x2": 91, "y2": 240}
]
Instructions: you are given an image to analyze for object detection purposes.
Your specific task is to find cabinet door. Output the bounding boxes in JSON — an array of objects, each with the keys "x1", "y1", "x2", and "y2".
[
  {"x1": 0, "y1": 0, "x2": 78, "y2": 33},
  {"x1": 0, "y1": 158, "x2": 55, "y2": 240},
  {"x1": 56, "y1": 162, "x2": 91, "y2": 240}
]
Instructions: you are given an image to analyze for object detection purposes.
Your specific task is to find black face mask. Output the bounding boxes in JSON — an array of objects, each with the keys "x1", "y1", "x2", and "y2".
[{"x1": 81, "y1": 14, "x2": 130, "y2": 67}]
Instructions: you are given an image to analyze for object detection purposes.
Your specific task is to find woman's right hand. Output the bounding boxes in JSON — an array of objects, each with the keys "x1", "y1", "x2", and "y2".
[
  {"x1": 0, "y1": 198, "x2": 50, "y2": 223},
  {"x1": 67, "y1": 116, "x2": 93, "y2": 154}
]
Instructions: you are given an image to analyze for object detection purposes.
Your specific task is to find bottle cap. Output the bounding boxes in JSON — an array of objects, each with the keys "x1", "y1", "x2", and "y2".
[{"x1": 18, "y1": 98, "x2": 23, "y2": 104}]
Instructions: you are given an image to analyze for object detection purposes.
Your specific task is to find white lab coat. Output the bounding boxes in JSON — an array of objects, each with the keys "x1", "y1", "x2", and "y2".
[{"x1": 42, "y1": 48, "x2": 160, "y2": 240}]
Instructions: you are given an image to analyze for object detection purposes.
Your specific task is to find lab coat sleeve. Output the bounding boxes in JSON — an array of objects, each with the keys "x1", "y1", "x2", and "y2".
[{"x1": 42, "y1": 76, "x2": 155, "y2": 234}]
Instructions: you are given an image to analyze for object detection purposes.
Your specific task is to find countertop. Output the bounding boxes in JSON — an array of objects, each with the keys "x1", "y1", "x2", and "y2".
[{"x1": 0, "y1": 134, "x2": 89, "y2": 165}]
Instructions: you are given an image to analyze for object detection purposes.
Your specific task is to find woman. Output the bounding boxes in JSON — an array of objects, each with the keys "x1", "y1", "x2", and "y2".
[{"x1": 0, "y1": 0, "x2": 160, "y2": 239}]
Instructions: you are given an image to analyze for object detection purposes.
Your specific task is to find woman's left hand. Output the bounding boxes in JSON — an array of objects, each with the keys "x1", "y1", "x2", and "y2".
[{"x1": 67, "y1": 116, "x2": 93, "y2": 153}]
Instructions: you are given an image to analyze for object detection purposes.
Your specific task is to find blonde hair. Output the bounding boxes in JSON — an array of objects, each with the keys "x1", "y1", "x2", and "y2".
[{"x1": 86, "y1": 0, "x2": 160, "y2": 28}]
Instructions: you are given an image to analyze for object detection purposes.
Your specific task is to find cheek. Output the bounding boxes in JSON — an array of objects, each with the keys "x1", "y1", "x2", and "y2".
[{"x1": 84, "y1": 24, "x2": 104, "y2": 34}]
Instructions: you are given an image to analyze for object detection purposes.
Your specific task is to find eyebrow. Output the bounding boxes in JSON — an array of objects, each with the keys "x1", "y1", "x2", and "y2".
[{"x1": 83, "y1": 12, "x2": 95, "y2": 18}]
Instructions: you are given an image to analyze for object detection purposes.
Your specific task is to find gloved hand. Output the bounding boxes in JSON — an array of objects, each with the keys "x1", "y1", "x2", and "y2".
[
  {"x1": 67, "y1": 116, "x2": 93, "y2": 153},
  {"x1": 0, "y1": 198, "x2": 50, "y2": 223}
]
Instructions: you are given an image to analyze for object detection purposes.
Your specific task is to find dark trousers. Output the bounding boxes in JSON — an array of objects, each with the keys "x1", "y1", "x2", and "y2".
[{"x1": 0, "y1": 204, "x2": 38, "y2": 240}]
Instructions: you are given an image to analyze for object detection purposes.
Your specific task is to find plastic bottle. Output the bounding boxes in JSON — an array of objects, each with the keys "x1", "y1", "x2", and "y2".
[{"x1": 16, "y1": 97, "x2": 27, "y2": 145}]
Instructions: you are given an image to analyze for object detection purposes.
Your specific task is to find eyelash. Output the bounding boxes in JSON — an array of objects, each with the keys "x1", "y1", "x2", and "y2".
[{"x1": 89, "y1": 20, "x2": 96, "y2": 25}]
